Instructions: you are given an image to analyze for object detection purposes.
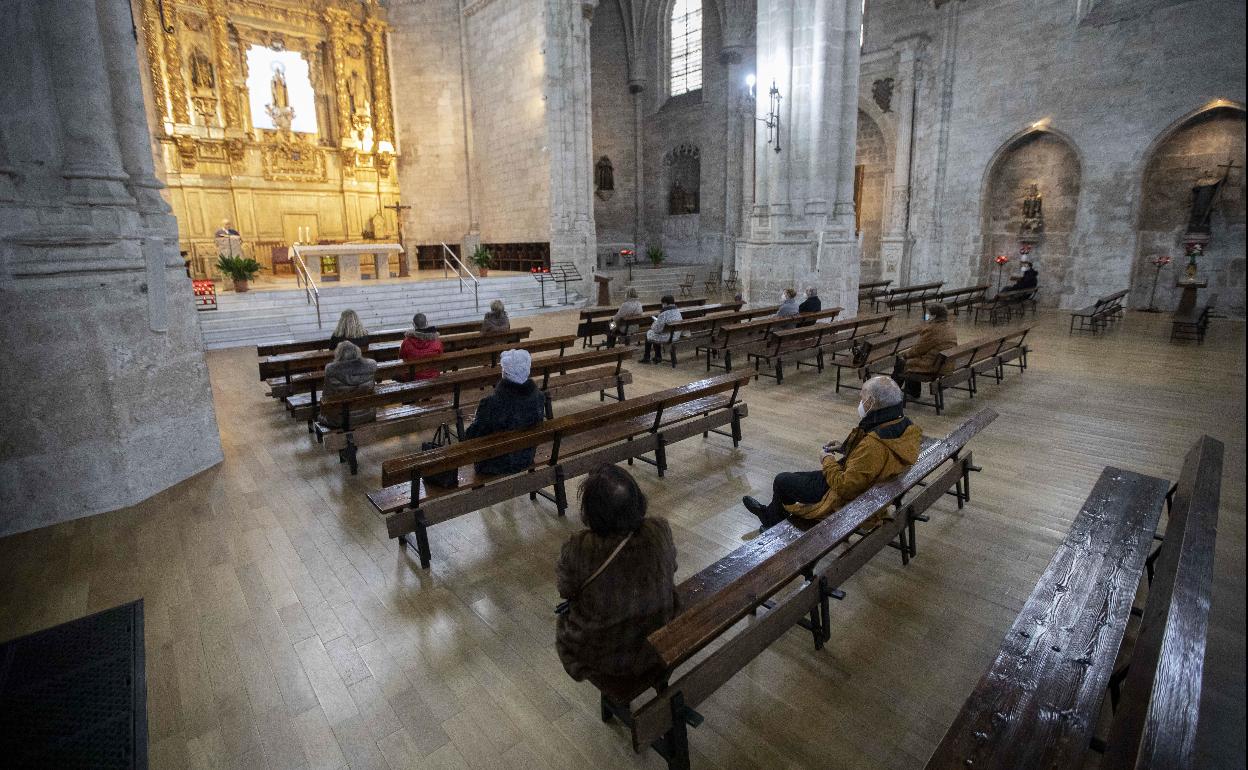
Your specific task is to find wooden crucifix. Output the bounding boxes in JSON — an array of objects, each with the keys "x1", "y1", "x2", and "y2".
[{"x1": 383, "y1": 201, "x2": 413, "y2": 276}]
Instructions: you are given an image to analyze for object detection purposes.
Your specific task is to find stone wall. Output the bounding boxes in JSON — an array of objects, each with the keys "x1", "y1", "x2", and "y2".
[
  {"x1": 590, "y1": 0, "x2": 637, "y2": 248},
  {"x1": 389, "y1": 0, "x2": 472, "y2": 245},
  {"x1": 856, "y1": 110, "x2": 889, "y2": 281},
  {"x1": 466, "y1": 0, "x2": 551, "y2": 243},
  {"x1": 863, "y1": 0, "x2": 1246, "y2": 310},
  {"x1": 0, "y1": 0, "x2": 221, "y2": 537}
]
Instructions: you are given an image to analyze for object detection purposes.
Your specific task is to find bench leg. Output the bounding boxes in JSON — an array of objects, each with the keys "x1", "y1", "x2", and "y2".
[
  {"x1": 400, "y1": 520, "x2": 433, "y2": 569},
  {"x1": 670, "y1": 346, "x2": 677, "y2": 368},
  {"x1": 731, "y1": 408, "x2": 743, "y2": 447},
  {"x1": 654, "y1": 692, "x2": 695, "y2": 770},
  {"x1": 655, "y1": 436, "x2": 668, "y2": 478},
  {"x1": 553, "y1": 467, "x2": 568, "y2": 516},
  {"x1": 724, "y1": 351, "x2": 733, "y2": 373},
  {"x1": 775, "y1": 361, "x2": 783, "y2": 384},
  {"x1": 341, "y1": 439, "x2": 359, "y2": 475}
]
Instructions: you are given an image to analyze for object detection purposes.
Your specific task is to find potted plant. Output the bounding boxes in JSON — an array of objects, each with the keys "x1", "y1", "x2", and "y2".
[
  {"x1": 216, "y1": 255, "x2": 263, "y2": 292},
  {"x1": 471, "y1": 246, "x2": 493, "y2": 277},
  {"x1": 647, "y1": 246, "x2": 666, "y2": 267}
]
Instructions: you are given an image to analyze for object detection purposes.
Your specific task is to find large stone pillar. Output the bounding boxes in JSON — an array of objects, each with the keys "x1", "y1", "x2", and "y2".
[
  {"x1": 720, "y1": 43, "x2": 751, "y2": 283},
  {"x1": 545, "y1": 0, "x2": 598, "y2": 295},
  {"x1": 737, "y1": 0, "x2": 863, "y2": 312},
  {"x1": 630, "y1": 78, "x2": 645, "y2": 253},
  {"x1": 880, "y1": 35, "x2": 926, "y2": 284},
  {"x1": 0, "y1": 0, "x2": 222, "y2": 537}
]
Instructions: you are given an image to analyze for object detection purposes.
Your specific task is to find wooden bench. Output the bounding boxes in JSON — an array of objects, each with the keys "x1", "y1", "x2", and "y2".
[
  {"x1": 595, "y1": 410, "x2": 997, "y2": 769},
  {"x1": 577, "y1": 297, "x2": 709, "y2": 347},
  {"x1": 884, "y1": 281, "x2": 947, "y2": 315},
  {"x1": 319, "y1": 347, "x2": 636, "y2": 474},
  {"x1": 858, "y1": 279, "x2": 893, "y2": 306},
  {"x1": 255, "y1": 320, "x2": 484, "y2": 357},
  {"x1": 1170, "y1": 299, "x2": 1217, "y2": 344},
  {"x1": 872, "y1": 281, "x2": 944, "y2": 313},
  {"x1": 258, "y1": 327, "x2": 531, "y2": 382},
  {"x1": 644, "y1": 305, "x2": 781, "y2": 366},
  {"x1": 368, "y1": 372, "x2": 753, "y2": 567},
  {"x1": 277, "y1": 335, "x2": 578, "y2": 420},
  {"x1": 611, "y1": 301, "x2": 747, "y2": 349},
  {"x1": 973, "y1": 288, "x2": 1037, "y2": 325},
  {"x1": 926, "y1": 434, "x2": 1224, "y2": 770},
  {"x1": 934, "y1": 284, "x2": 989, "y2": 316},
  {"x1": 747, "y1": 312, "x2": 894, "y2": 384},
  {"x1": 702, "y1": 307, "x2": 843, "y2": 373},
  {"x1": 1070, "y1": 288, "x2": 1130, "y2": 335},
  {"x1": 905, "y1": 327, "x2": 1032, "y2": 414},
  {"x1": 825, "y1": 326, "x2": 922, "y2": 392}
]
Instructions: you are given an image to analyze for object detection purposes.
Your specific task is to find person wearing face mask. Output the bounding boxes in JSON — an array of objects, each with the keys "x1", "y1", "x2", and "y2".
[
  {"x1": 1007, "y1": 260, "x2": 1038, "y2": 292},
  {"x1": 741, "y1": 376, "x2": 922, "y2": 531},
  {"x1": 775, "y1": 288, "x2": 801, "y2": 327},
  {"x1": 642, "y1": 295, "x2": 683, "y2": 364},
  {"x1": 891, "y1": 303, "x2": 957, "y2": 398}
]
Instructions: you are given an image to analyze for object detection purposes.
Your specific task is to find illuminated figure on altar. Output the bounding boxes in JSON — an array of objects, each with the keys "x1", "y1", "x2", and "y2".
[{"x1": 266, "y1": 61, "x2": 295, "y2": 131}]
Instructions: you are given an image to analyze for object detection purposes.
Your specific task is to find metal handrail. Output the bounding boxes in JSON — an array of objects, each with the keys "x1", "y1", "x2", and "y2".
[
  {"x1": 441, "y1": 242, "x2": 479, "y2": 311},
  {"x1": 291, "y1": 244, "x2": 323, "y2": 329}
]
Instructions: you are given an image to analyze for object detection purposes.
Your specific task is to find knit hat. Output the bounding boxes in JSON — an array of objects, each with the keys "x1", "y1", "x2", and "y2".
[{"x1": 500, "y1": 349, "x2": 531, "y2": 384}]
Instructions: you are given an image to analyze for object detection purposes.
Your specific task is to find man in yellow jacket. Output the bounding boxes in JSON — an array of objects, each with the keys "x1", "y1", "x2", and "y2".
[{"x1": 743, "y1": 376, "x2": 922, "y2": 530}]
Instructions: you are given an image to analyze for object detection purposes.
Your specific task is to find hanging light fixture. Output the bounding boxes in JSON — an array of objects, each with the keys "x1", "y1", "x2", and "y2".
[{"x1": 758, "y1": 80, "x2": 782, "y2": 153}]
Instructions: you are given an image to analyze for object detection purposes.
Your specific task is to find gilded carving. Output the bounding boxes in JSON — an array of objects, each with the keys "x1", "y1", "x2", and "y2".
[
  {"x1": 325, "y1": 8, "x2": 354, "y2": 146},
  {"x1": 163, "y1": 2, "x2": 191, "y2": 123},
  {"x1": 140, "y1": 0, "x2": 170, "y2": 124},
  {"x1": 209, "y1": 1, "x2": 240, "y2": 127},
  {"x1": 226, "y1": 137, "x2": 248, "y2": 163},
  {"x1": 191, "y1": 95, "x2": 218, "y2": 123},
  {"x1": 364, "y1": 18, "x2": 394, "y2": 146},
  {"x1": 262, "y1": 133, "x2": 326, "y2": 182},
  {"x1": 174, "y1": 135, "x2": 198, "y2": 168}
]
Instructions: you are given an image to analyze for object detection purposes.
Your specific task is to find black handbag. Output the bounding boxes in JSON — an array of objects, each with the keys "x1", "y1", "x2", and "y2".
[{"x1": 421, "y1": 423, "x2": 460, "y2": 488}]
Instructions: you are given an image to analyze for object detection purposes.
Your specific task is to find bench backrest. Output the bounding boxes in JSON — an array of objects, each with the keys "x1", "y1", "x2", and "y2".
[
  {"x1": 380, "y1": 372, "x2": 752, "y2": 488},
  {"x1": 938, "y1": 284, "x2": 989, "y2": 300},
  {"x1": 259, "y1": 328, "x2": 531, "y2": 379},
  {"x1": 580, "y1": 297, "x2": 708, "y2": 321},
  {"x1": 888, "y1": 281, "x2": 943, "y2": 298},
  {"x1": 321, "y1": 347, "x2": 633, "y2": 420},
  {"x1": 284, "y1": 335, "x2": 578, "y2": 391},
  {"x1": 664, "y1": 305, "x2": 781, "y2": 337},
  {"x1": 859, "y1": 280, "x2": 892, "y2": 291},
  {"x1": 851, "y1": 326, "x2": 921, "y2": 362},
  {"x1": 613, "y1": 301, "x2": 745, "y2": 328},
  {"x1": 256, "y1": 320, "x2": 483, "y2": 357},
  {"x1": 1103, "y1": 435, "x2": 1224, "y2": 770},
  {"x1": 714, "y1": 307, "x2": 843, "y2": 345},
  {"x1": 933, "y1": 326, "x2": 1032, "y2": 374}
]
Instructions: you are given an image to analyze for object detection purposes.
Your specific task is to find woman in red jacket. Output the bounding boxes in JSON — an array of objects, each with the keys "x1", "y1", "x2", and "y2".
[{"x1": 399, "y1": 313, "x2": 443, "y2": 381}]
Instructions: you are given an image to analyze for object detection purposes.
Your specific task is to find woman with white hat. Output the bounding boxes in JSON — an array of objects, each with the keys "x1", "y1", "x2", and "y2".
[{"x1": 462, "y1": 349, "x2": 547, "y2": 474}]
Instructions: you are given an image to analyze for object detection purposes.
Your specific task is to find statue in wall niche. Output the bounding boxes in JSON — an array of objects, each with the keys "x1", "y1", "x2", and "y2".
[
  {"x1": 595, "y1": 156, "x2": 614, "y2": 201},
  {"x1": 1184, "y1": 160, "x2": 1240, "y2": 236},
  {"x1": 266, "y1": 61, "x2": 295, "y2": 131},
  {"x1": 668, "y1": 182, "x2": 699, "y2": 215},
  {"x1": 872, "y1": 78, "x2": 894, "y2": 113},
  {"x1": 190, "y1": 48, "x2": 215, "y2": 91},
  {"x1": 1020, "y1": 184, "x2": 1044, "y2": 236},
  {"x1": 347, "y1": 70, "x2": 371, "y2": 117}
]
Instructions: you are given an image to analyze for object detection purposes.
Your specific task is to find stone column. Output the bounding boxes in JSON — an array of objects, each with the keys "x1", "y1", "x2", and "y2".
[
  {"x1": 38, "y1": 0, "x2": 132, "y2": 204},
  {"x1": 365, "y1": 19, "x2": 395, "y2": 147},
  {"x1": 629, "y1": 78, "x2": 645, "y2": 252},
  {"x1": 208, "y1": 0, "x2": 240, "y2": 129},
  {"x1": 879, "y1": 35, "x2": 925, "y2": 283},
  {"x1": 737, "y1": 0, "x2": 862, "y2": 311},
  {"x1": 720, "y1": 45, "x2": 749, "y2": 283}
]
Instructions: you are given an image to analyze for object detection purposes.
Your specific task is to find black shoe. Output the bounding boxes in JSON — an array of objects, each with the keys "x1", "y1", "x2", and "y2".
[
  {"x1": 640, "y1": 357, "x2": 651, "y2": 363},
  {"x1": 742, "y1": 496, "x2": 767, "y2": 517}
]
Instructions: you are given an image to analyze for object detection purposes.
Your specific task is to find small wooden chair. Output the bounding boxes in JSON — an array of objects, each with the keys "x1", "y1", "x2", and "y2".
[
  {"x1": 679, "y1": 272, "x2": 695, "y2": 297},
  {"x1": 723, "y1": 269, "x2": 739, "y2": 293}
]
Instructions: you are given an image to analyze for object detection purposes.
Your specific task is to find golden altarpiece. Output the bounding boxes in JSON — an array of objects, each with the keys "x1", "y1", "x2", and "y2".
[{"x1": 135, "y1": 0, "x2": 401, "y2": 278}]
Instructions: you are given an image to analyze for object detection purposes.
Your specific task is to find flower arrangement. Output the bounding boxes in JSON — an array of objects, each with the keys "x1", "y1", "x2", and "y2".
[
  {"x1": 1151, "y1": 254, "x2": 1172, "y2": 267},
  {"x1": 529, "y1": 266, "x2": 551, "y2": 274},
  {"x1": 1184, "y1": 242, "x2": 1204, "y2": 259},
  {"x1": 1018, "y1": 244, "x2": 1033, "y2": 256}
]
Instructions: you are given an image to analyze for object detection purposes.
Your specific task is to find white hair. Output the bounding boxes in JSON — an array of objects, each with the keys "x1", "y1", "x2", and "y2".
[
  {"x1": 805, "y1": 286, "x2": 818, "y2": 297},
  {"x1": 333, "y1": 340, "x2": 361, "y2": 363},
  {"x1": 862, "y1": 375, "x2": 904, "y2": 409}
]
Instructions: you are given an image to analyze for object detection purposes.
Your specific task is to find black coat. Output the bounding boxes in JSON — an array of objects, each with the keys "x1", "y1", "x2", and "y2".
[
  {"x1": 464, "y1": 379, "x2": 546, "y2": 474},
  {"x1": 797, "y1": 296, "x2": 821, "y2": 326},
  {"x1": 1010, "y1": 269, "x2": 1038, "y2": 291}
]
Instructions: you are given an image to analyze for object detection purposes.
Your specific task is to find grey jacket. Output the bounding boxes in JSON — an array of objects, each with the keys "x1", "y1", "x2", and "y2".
[
  {"x1": 776, "y1": 297, "x2": 801, "y2": 318},
  {"x1": 482, "y1": 310, "x2": 511, "y2": 334},
  {"x1": 646, "y1": 306, "x2": 684, "y2": 342},
  {"x1": 321, "y1": 356, "x2": 378, "y2": 428},
  {"x1": 612, "y1": 299, "x2": 645, "y2": 332}
]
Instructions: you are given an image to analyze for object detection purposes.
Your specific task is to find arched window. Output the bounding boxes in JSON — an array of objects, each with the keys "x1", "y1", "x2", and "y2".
[{"x1": 670, "y1": 0, "x2": 702, "y2": 96}]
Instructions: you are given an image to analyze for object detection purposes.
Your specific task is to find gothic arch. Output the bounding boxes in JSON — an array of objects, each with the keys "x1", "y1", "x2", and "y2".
[
  {"x1": 1130, "y1": 103, "x2": 1245, "y2": 314},
  {"x1": 854, "y1": 109, "x2": 891, "y2": 280},
  {"x1": 978, "y1": 127, "x2": 1083, "y2": 304}
]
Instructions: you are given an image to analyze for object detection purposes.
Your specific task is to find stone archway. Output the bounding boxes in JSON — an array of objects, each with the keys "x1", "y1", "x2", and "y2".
[
  {"x1": 980, "y1": 130, "x2": 1081, "y2": 304},
  {"x1": 1132, "y1": 105, "x2": 1245, "y2": 315},
  {"x1": 854, "y1": 110, "x2": 890, "y2": 282}
]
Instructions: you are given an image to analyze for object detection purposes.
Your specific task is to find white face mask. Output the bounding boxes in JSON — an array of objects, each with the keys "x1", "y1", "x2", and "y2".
[
  {"x1": 857, "y1": 401, "x2": 868, "y2": 419},
  {"x1": 923, "y1": 313, "x2": 931, "y2": 322}
]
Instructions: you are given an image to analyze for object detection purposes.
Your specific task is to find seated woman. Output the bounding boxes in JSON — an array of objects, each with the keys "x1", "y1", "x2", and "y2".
[
  {"x1": 890, "y1": 302, "x2": 958, "y2": 398},
  {"x1": 462, "y1": 349, "x2": 546, "y2": 474},
  {"x1": 328, "y1": 309, "x2": 369, "y2": 351},
  {"x1": 481, "y1": 299, "x2": 511, "y2": 334},
  {"x1": 642, "y1": 295, "x2": 683, "y2": 364},
  {"x1": 399, "y1": 313, "x2": 444, "y2": 381},
  {"x1": 607, "y1": 288, "x2": 644, "y2": 348},
  {"x1": 556, "y1": 464, "x2": 678, "y2": 695},
  {"x1": 320, "y1": 341, "x2": 378, "y2": 429},
  {"x1": 1007, "y1": 260, "x2": 1038, "y2": 293}
]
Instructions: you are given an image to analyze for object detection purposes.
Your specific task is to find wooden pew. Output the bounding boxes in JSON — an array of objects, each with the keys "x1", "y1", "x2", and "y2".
[
  {"x1": 872, "y1": 281, "x2": 943, "y2": 313},
  {"x1": 594, "y1": 410, "x2": 997, "y2": 769},
  {"x1": 973, "y1": 288, "x2": 1037, "y2": 325},
  {"x1": 926, "y1": 435, "x2": 1223, "y2": 770},
  {"x1": 747, "y1": 312, "x2": 894, "y2": 384},
  {"x1": 1070, "y1": 288, "x2": 1129, "y2": 335},
  {"x1": 611, "y1": 301, "x2": 746, "y2": 349},
  {"x1": 702, "y1": 307, "x2": 843, "y2": 373},
  {"x1": 258, "y1": 327, "x2": 530, "y2": 381},
  {"x1": 825, "y1": 326, "x2": 923, "y2": 392},
  {"x1": 858, "y1": 279, "x2": 893, "y2": 306},
  {"x1": 577, "y1": 297, "x2": 708, "y2": 347},
  {"x1": 1170, "y1": 302, "x2": 1216, "y2": 344},
  {"x1": 272, "y1": 334, "x2": 578, "y2": 403},
  {"x1": 319, "y1": 347, "x2": 636, "y2": 474},
  {"x1": 255, "y1": 320, "x2": 484, "y2": 357},
  {"x1": 884, "y1": 281, "x2": 947, "y2": 315},
  {"x1": 368, "y1": 372, "x2": 753, "y2": 567},
  {"x1": 647, "y1": 305, "x2": 782, "y2": 367},
  {"x1": 934, "y1": 284, "x2": 989, "y2": 316},
  {"x1": 906, "y1": 327, "x2": 1033, "y2": 414}
]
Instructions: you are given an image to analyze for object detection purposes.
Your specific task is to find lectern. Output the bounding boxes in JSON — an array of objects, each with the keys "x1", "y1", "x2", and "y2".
[{"x1": 593, "y1": 274, "x2": 612, "y2": 306}]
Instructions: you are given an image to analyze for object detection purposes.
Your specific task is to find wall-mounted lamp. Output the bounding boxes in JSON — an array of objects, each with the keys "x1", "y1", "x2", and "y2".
[{"x1": 759, "y1": 80, "x2": 782, "y2": 153}]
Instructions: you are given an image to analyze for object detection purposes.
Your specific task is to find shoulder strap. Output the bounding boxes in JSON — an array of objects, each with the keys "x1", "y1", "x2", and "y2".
[{"x1": 577, "y1": 533, "x2": 632, "y2": 596}]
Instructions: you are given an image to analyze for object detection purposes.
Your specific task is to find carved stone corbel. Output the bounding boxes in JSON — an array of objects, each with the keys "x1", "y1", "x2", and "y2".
[{"x1": 174, "y1": 135, "x2": 197, "y2": 168}]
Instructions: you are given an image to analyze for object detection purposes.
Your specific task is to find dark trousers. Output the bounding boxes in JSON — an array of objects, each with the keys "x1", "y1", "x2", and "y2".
[
  {"x1": 763, "y1": 470, "x2": 829, "y2": 526},
  {"x1": 643, "y1": 341, "x2": 664, "y2": 362},
  {"x1": 891, "y1": 359, "x2": 922, "y2": 398}
]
